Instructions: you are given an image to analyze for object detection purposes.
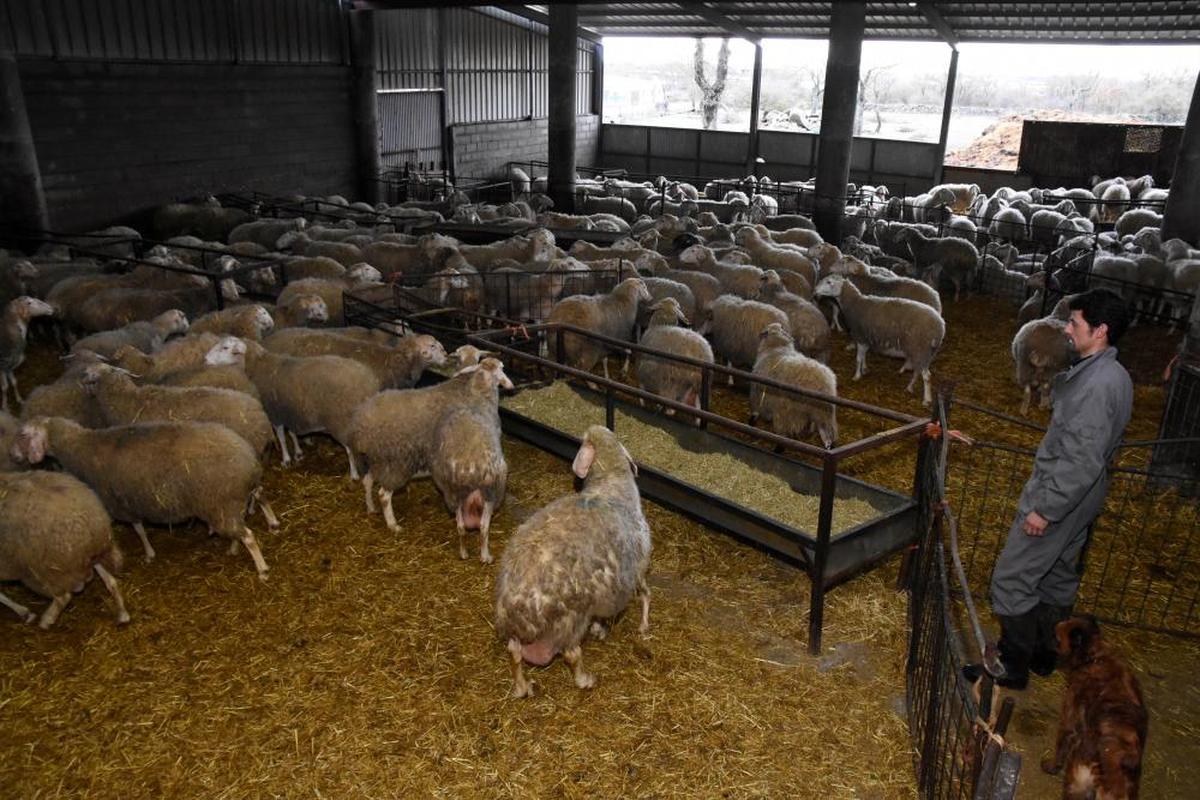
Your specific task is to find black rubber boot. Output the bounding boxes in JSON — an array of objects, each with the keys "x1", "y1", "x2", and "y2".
[
  {"x1": 993, "y1": 611, "x2": 1039, "y2": 690},
  {"x1": 1030, "y1": 603, "x2": 1072, "y2": 677}
]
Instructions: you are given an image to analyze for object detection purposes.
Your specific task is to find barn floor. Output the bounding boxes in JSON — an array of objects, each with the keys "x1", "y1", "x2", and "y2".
[{"x1": 0, "y1": 292, "x2": 1195, "y2": 798}]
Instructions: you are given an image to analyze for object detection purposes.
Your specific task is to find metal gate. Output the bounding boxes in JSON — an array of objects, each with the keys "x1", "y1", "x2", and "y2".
[{"x1": 378, "y1": 89, "x2": 445, "y2": 172}]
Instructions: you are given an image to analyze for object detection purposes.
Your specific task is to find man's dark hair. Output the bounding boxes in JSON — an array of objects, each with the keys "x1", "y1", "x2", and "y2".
[{"x1": 1068, "y1": 288, "x2": 1131, "y2": 346}]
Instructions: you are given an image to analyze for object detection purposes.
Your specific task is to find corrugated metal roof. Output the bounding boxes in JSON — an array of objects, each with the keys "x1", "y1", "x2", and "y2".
[{"x1": 551, "y1": 1, "x2": 1200, "y2": 43}]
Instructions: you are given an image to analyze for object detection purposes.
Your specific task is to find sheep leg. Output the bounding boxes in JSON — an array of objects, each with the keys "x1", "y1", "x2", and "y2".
[
  {"x1": 0, "y1": 373, "x2": 8, "y2": 413},
  {"x1": 853, "y1": 343, "x2": 869, "y2": 380},
  {"x1": 0, "y1": 590, "x2": 35, "y2": 624},
  {"x1": 343, "y1": 444, "x2": 360, "y2": 481},
  {"x1": 258, "y1": 497, "x2": 280, "y2": 531},
  {"x1": 906, "y1": 370, "x2": 918, "y2": 394},
  {"x1": 726, "y1": 360, "x2": 735, "y2": 386},
  {"x1": 1020, "y1": 385, "x2": 1032, "y2": 416},
  {"x1": 7, "y1": 372, "x2": 21, "y2": 404},
  {"x1": 288, "y1": 431, "x2": 304, "y2": 461},
  {"x1": 507, "y1": 637, "x2": 534, "y2": 698},
  {"x1": 921, "y1": 369, "x2": 933, "y2": 407},
  {"x1": 637, "y1": 574, "x2": 651, "y2": 634},
  {"x1": 37, "y1": 593, "x2": 72, "y2": 629},
  {"x1": 274, "y1": 425, "x2": 292, "y2": 467},
  {"x1": 479, "y1": 501, "x2": 494, "y2": 564},
  {"x1": 562, "y1": 645, "x2": 596, "y2": 689},
  {"x1": 601, "y1": 358, "x2": 611, "y2": 381},
  {"x1": 241, "y1": 527, "x2": 269, "y2": 580},
  {"x1": 456, "y1": 505, "x2": 469, "y2": 560},
  {"x1": 1039, "y1": 383, "x2": 1053, "y2": 409},
  {"x1": 132, "y1": 522, "x2": 156, "y2": 563},
  {"x1": 381, "y1": 488, "x2": 399, "y2": 532},
  {"x1": 588, "y1": 620, "x2": 609, "y2": 640},
  {"x1": 93, "y1": 564, "x2": 131, "y2": 625},
  {"x1": 363, "y1": 471, "x2": 377, "y2": 513}
]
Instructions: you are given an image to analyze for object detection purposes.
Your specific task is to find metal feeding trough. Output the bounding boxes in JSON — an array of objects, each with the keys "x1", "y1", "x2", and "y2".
[{"x1": 344, "y1": 292, "x2": 933, "y2": 653}]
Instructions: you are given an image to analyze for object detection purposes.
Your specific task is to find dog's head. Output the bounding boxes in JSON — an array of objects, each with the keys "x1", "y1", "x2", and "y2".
[{"x1": 1056, "y1": 614, "x2": 1103, "y2": 669}]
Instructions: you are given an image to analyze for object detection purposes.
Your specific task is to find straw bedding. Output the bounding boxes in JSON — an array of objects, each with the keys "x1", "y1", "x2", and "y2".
[{"x1": 0, "y1": 293, "x2": 1189, "y2": 799}]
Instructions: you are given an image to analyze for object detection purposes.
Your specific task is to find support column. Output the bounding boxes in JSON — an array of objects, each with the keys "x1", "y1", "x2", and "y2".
[
  {"x1": 349, "y1": 11, "x2": 381, "y2": 205},
  {"x1": 932, "y1": 47, "x2": 959, "y2": 187},
  {"x1": 548, "y1": 3, "x2": 578, "y2": 214},
  {"x1": 813, "y1": 2, "x2": 866, "y2": 243},
  {"x1": 1163, "y1": 69, "x2": 1200, "y2": 247},
  {"x1": 746, "y1": 42, "x2": 763, "y2": 174},
  {"x1": 0, "y1": 51, "x2": 49, "y2": 233}
]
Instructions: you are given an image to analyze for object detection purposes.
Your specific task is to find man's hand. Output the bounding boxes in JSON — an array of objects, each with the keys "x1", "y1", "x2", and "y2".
[{"x1": 1022, "y1": 511, "x2": 1049, "y2": 537}]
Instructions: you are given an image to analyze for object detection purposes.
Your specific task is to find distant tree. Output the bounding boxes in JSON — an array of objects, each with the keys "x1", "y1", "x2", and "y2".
[
  {"x1": 693, "y1": 37, "x2": 731, "y2": 129},
  {"x1": 799, "y1": 64, "x2": 825, "y2": 116},
  {"x1": 1052, "y1": 72, "x2": 1101, "y2": 112},
  {"x1": 855, "y1": 64, "x2": 896, "y2": 135}
]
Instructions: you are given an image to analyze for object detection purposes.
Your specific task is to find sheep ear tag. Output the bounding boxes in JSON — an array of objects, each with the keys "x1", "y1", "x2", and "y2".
[{"x1": 572, "y1": 441, "x2": 596, "y2": 479}]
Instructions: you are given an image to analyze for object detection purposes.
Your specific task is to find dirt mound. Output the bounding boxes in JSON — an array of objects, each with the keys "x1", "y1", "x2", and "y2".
[{"x1": 945, "y1": 109, "x2": 1148, "y2": 171}]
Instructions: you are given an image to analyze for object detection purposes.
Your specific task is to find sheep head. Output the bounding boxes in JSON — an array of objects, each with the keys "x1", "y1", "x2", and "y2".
[
  {"x1": 572, "y1": 425, "x2": 637, "y2": 481},
  {"x1": 676, "y1": 244, "x2": 708, "y2": 268},
  {"x1": 647, "y1": 297, "x2": 688, "y2": 327},
  {"x1": 456, "y1": 357, "x2": 514, "y2": 391},
  {"x1": 450, "y1": 344, "x2": 497, "y2": 368},
  {"x1": 205, "y1": 336, "x2": 247, "y2": 367},
  {"x1": 813, "y1": 274, "x2": 846, "y2": 300},
  {"x1": 757, "y1": 322, "x2": 794, "y2": 353},
  {"x1": 413, "y1": 335, "x2": 447, "y2": 368},
  {"x1": 251, "y1": 305, "x2": 275, "y2": 337},
  {"x1": 615, "y1": 278, "x2": 651, "y2": 304},
  {"x1": 11, "y1": 421, "x2": 50, "y2": 465},
  {"x1": 152, "y1": 309, "x2": 190, "y2": 336},
  {"x1": 9, "y1": 296, "x2": 54, "y2": 322},
  {"x1": 291, "y1": 295, "x2": 329, "y2": 326}
]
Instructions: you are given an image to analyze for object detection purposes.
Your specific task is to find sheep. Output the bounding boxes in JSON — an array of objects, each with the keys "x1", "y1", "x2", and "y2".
[
  {"x1": 484, "y1": 267, "x2": 567, "y2": 321},
  {"x1": 13, "y1": 416, "x2": 273, "y2": 576},
  {"x1": 228, "y1": 217, "x2": 307, "y2": 250},
  {"x1": 637, "y1": 277, "x2": 697, "y2": 330},
  {"x1": 896, "y1": 228, "x2": 979, "y2": 301},
  {"x1": 361, "y1": 240, "x2": 428, "y2": 276},
  {"x1": 111, "y1": 333, "x2": 222, "y2": 382},
  {"x1": 927, "y1": 183, "x2": 980, "y2": 214},
  {"x1": 1163, "y1": 238, "x2": 1200, "y2": 263},
  {"x1": 677, "y1": 244, "x2": 768, "y2": 299},
  {"x1": 0, "y1": 297, "x2": 56, "y2": 411},
  {"x1": 72, "y1": 269, "x2": 241, "y2": 333},
  {"x1": 814, "y1": 274, "x2": 945, "y2": 406},
  {"x1": 749, "y1": 322, "x2": 837, "y2": 448},
  {"x1": 429, "y1": 388, "x2": 507, "y2": 564},
  {"x1": 1114, "y1": 208, "x2": 1162, "y2": 239},
  {"x1": 636, "y1": 297, "x2": 713, "y2": 411},
  {"x1": 153, "y1": 200, "x2": 251, "y2": 241},
  {"x1": 0, "y1": 470, "x2": 129, "y2": 628},
  {"x1": 189, "y1": 304, "x2": 275, "y2": 341},
  {"x1": 707, "y1": 294, "x2": 789, "y2": 374},
  {"x1": 755, "y1": 270, "x2": 831, "y2": 363},
  {"x1": 1099, "y1": 182, "x2": 1131, "y2": 223},
  {"x1": 67, "y1": 309, "x2": 189, "y2": 361},
  {"x1": 1089, "y1": 254, "x2": 1139, "y2": 303},
  {"x1": 349, "y1": 359, "x2": 513, "y2": 529},
  {"x1": 988, "y1": 207, "x2": 1027, "y2": 244},
  {"x1": 495, "y1": 424, "x2": 649, "y2": 696},
  {"x1": 81, "y1": 364, "x2": 273, "y2": 458},
  {"x1": 580, "y1": 195, "x2": 638, "y2": 224},
  {"x1": 828, "y1": 256, "x2": 943, "y2": 313},
  {"x1": 1012, "y1": 309, "x2": 1073, "y2": 414},
  {"x1": 644, "y1": 265, "x2": 722, "y2": 322},
  {"x1": 274, "y1": 265, "x2": 383, "y2": 326},
  {"x1": 547, "y1": 278, "x2": 651, "y2": 378},
  {"x1": 20, "y1": 351, "x2": 106, "y2": 429},
  {"x1": 759, "y1": 214, "x2": 817, "y2": 232},
  {"x1": 270, "y1": 293, "x2": 329, "y2": 329},
  {"x1": 263, "y1": 329, "x2": 446, "y2": 389},
  {"x1": 204, "y1": 337, "x2": 380, "y2": 478},
  {"x1": 281, "y1": 256, "x2": 348, "y2": 282}
]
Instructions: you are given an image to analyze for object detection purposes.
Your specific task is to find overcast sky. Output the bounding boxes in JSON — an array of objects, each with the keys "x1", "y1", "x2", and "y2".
[{"x1": 602, "y1": 36, "x2": 1200, "y2": 80}]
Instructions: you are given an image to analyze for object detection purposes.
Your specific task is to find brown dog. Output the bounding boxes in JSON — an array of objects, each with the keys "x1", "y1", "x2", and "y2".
[{"x1": 1041, "y1": 616, "x2": 1148, "y2": 799}]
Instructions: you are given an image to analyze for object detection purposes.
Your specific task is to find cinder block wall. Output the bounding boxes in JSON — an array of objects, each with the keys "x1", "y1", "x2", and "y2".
[
  {"x1": 20, "y1": 60, "x2": 357, "y2": 231},
  {"x1": 451, "y1": 114, "x2": 599, "y2": 181}
]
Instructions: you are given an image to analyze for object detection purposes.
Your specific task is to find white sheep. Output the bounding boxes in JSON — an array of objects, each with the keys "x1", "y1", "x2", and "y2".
[
  {"x1": 750, "y1": 322, "x2": 837, "y2": 448},
  {"x1": 636, "y1": 297, "x2": 713, "y2": 411},
  {"x1": 756, "y1": 270, "x2": 831, "y2": 363},
  {"x1": 1011, "y1": 303, "x2": 1073, "y2": 414},
  {"x1": 707, "y1": 294, "x2": 789, "y2": 374},
  {"x1": 814, "y1": 274, "x2": 945, "y2": 406},
  {"x1": 494, "y1": 425, "x2": 650, "y2": 697},
  {"x1": 547, "y1": 278, "x2": 651, "y2": 379}
]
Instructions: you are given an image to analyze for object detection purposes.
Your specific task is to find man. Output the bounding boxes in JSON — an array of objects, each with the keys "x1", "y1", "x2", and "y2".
[{"x1": 986, "y1": 288, "x2": 1133, "y2": 689}]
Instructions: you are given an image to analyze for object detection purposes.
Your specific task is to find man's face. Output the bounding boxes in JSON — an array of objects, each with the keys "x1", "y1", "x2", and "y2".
[{"x1": 1065, "y1": 310, "x2": 1105, "y2": 356}]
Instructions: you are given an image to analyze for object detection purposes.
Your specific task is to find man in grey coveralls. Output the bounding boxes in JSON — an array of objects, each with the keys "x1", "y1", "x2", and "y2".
[{"x1": 987, "y1": 288, "x2": 1133, "y2": 689}]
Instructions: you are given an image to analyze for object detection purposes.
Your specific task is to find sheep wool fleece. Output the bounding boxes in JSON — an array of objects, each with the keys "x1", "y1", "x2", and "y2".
[{"x1": 990, "y1": 346, "x2": 1132, "y2": 616}]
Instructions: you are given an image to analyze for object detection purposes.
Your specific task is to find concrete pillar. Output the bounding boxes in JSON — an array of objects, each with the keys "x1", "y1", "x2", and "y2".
[
  {"x1": 349, "y1": 11, "x2": 381, "y2": 205},
  {"x1": 1163, "y1": 69, "x2": 1200, "y2": 247},
  {"x1": 746, "y1": 43, "x2": 763, "y2": 174},
  {"x1": 548, "y1": 3, "x2": 578, "y2": 214},
  {"x1": 932, "y1": 48, "x2": 959, "y2": 186},
  {"x1": 0, "y1": 51, "x2": 49, "y2": 233},
  {"x1": 813, "y1": 2, "x2": 865, "y2": 242}
]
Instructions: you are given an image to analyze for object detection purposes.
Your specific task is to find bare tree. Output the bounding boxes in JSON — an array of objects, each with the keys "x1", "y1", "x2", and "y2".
[
  {"x1": 693, "y1": 37, "x2": 732, "y2": 130},
  {"x1": 1054, "y1": 72, "x2": 1101, "y2": 112},
  {"x1": 799, "y1": 64, "x2": 825, "y2": 116},
  {"x1": 855, "y1": 64, "x2": 896, "y2": 135}
]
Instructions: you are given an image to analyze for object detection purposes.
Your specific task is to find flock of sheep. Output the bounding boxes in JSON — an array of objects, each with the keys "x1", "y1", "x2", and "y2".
[{"x1": 0, "y1": 164, "x2": 1191, "y2": 695}]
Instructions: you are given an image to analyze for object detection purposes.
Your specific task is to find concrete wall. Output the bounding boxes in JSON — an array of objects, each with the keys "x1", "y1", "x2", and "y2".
[
  {"x1": 20, "y1": 60, "x2": 357, "y2": 231},
  {"x1": 451, "y1": 114, "x2": 598, "y2": 181}
]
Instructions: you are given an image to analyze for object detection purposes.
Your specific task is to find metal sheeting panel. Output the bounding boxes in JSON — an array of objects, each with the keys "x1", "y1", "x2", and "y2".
[
  {"x1": 375, "y1": 8, "x2": 439, "y2": 91},
  {"x1": 378, "y1": 89, "x2": 443, "y2": 171},
  {"x1": 445, "y1": 7, "x2": 532, "y2": 124},
  {"x1": 2, "y1": 0, "x2": 345, "y2": 63}
]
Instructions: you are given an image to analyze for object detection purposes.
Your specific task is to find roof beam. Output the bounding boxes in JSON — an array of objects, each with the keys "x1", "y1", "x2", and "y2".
[
  {"x1": 918, "y1": 2, "x2": 958, "y2": 48},
  {"x1": 674, "y1": 2, "x2": 761, "y2": 43}
]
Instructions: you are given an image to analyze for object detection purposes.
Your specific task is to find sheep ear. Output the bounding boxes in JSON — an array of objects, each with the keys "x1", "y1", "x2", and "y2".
[
  {"x1": 619, "y1": 442, "x2": 638, "y2": 476},
  {"x1": 572, "y1": 440, "x2": 596, "y2": 479}
]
